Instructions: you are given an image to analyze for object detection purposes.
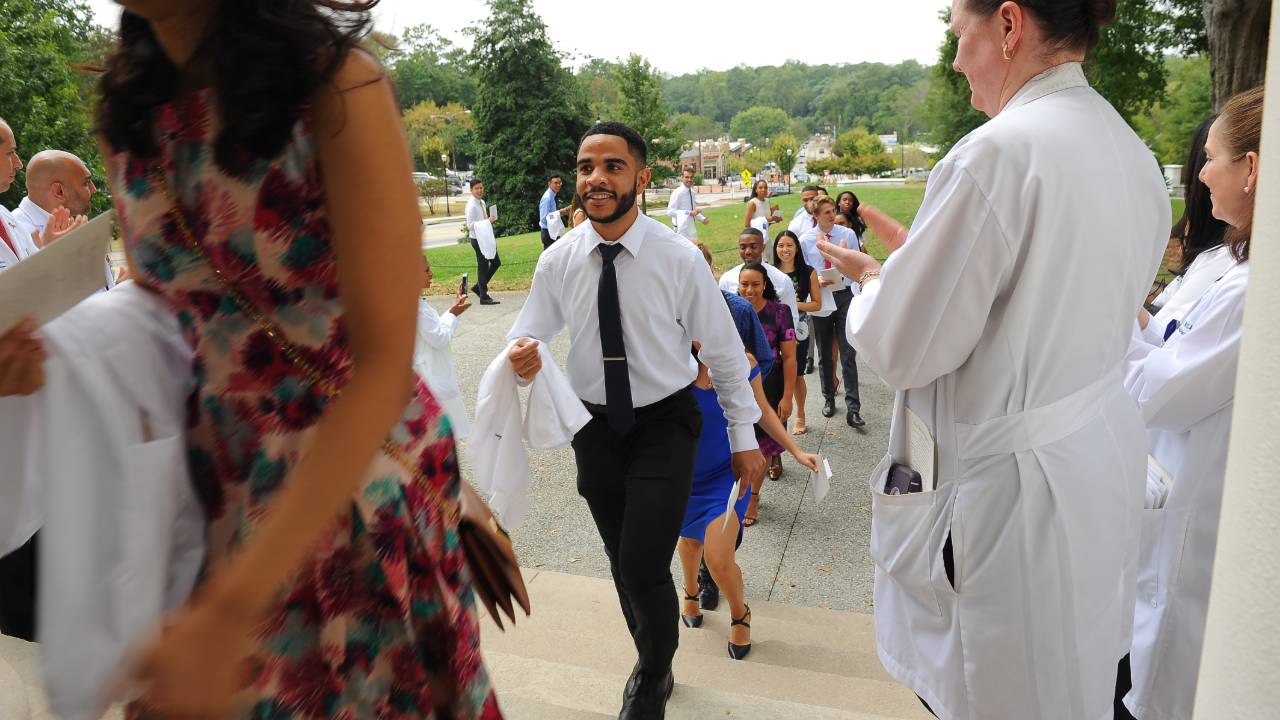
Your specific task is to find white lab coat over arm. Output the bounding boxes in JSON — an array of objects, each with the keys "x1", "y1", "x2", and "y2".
[
  {"x1": 1124, "y1": 268, "x2": 1245, "y2": 434},
  {"x1": 846, "y1": 162, "x2": 1014, "y2": 390}
]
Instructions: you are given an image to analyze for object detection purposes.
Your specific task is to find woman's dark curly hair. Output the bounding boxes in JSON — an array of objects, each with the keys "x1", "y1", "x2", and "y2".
[{"x1": 95, "y1": 0, "x2": 379, "y2": 176}]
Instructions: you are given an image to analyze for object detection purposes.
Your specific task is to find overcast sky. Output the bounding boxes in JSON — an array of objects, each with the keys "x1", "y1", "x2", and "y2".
[{"x1": 87, "y1": 0, "x2": 955, "y2": 76}]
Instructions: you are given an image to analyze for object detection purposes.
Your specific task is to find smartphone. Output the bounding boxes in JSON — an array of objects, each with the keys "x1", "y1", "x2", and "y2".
[
  {"x1": 884, "y1": 463, "x2": 923, "y2": 496},
  {"x1": 459, "y1": 273, "x2": 468, "y2": 297}
]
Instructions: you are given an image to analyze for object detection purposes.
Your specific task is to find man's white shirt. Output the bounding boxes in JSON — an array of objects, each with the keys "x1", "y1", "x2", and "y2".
[
  {"x1": 718, "y1": 262, "x2": 800, "y2": 330},
  {"x1": 507, "y1": 213, "x2": 760, "y2": 451},
  {"x1": 465, "y1": 196, "x2": 486, "y2": 236},
  {"x1": 787, "y1": 206, "x2": 814, "y2": 237},
  {"x1": 666, "y1": 184, "x2": 703, "y2": 239},
  {"x1": 0, "y1": 205, "x2": 40, "y2": 271}
]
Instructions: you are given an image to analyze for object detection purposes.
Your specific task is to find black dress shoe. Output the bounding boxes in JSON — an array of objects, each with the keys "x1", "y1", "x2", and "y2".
[
  {"x1": 821, "y1": 398, "x2": 836, "y2": 418},
  {"x1": 619, "y1": 668, "x2": 674, "y2": 719},
  {"x1": 698, "y1": 560, "x2": 719, "y2": 611},
  {"x1": 847, "y1": 410, "x2": 865, "y2": 428},
  {"x1": 480, "y1": 296, "x2": 500, "y2": 305}
]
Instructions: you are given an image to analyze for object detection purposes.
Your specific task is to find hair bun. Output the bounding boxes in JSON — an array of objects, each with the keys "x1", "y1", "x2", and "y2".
[{"x1": 1086, "y1": 0, "x2": 1118, "y2": 26}]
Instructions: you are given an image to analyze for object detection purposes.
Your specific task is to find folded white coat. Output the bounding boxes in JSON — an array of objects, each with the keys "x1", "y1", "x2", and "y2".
[
  {"x1": 473, "y1": 218, "x2": 498, "y2": 260},
  {"x1": 0, "y1": 282, "x2": 205, "y2": 720},
  {"x1": 468, "y1": 339, "x2": 590, "y2": 528},
  {"x1": 545, "y1": 210, "x2": 565, "y2": 241}
]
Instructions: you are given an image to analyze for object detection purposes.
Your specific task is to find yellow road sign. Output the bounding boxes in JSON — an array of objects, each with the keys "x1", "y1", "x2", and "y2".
[{"x1": 740, "y1": 170, "x2": 752, "y2": 184}]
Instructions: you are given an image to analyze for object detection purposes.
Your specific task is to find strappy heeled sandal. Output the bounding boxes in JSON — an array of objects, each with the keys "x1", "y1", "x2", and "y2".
[
  {"x1": 728, "y1": 605, "x2": 752, "y2": 660},
  {"x1": 680, "y1": 590, "x2": 703, "y2": 628}
]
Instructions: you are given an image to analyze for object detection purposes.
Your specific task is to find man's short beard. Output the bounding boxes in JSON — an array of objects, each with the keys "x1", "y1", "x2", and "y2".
[{"x1": 578, "y1": 185, "x2": 638, "y2": 225}]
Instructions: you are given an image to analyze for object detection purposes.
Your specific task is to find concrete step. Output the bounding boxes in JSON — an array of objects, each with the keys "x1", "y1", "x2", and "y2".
[{"x1": 480, "y1": 569, "x2": 931, "y2": 720}]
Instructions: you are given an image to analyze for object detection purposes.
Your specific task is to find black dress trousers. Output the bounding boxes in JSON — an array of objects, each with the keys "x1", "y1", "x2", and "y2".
[
  {"x1": 572, "y1": 387, "x2": 702, "y2": 673},
  {"x1": 0, "y1": 531, "x2": 38, "y2": 641}
]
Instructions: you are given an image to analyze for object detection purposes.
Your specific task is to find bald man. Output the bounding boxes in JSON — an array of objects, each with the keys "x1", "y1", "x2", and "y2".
[
  {"x1": 14, "y1": 149, "x2": 96, "y2": 246},
  {"x1": 0, "y1": 118, "x2": 40, "y2": 272}
]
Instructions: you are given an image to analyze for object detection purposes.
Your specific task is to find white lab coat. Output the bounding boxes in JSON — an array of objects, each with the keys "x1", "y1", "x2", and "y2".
[
  {"x1": 466, "y1": 197, "x2": 496, "y2": 259},
  {"x1": 0, "y1": 282, "x2": 205, "y2": 720},
  {"x1": 0, "y1": 205, "x2": 40, "y2": 271},
  {"x1": 1122, "y1": 261, "x2": 1247, "y2": 720},
  {"x1": 468, "y1": 340, "x2": 590, "y2": 528},
  {"x1": 844, "y1": 63, "x2": 1169, "y2": 720},
  {"x1": 666, "y1": 184, "x2": 703, "y2": 240},
  {"x1": 413, "y1": 297, "x2": 470, "y2": 438},
  {"x1": 1145, "y1": 245, "x2": 1234, "y2": 344}
]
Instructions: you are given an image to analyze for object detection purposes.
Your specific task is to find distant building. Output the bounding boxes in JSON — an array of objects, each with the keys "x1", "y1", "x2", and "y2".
[
  {"x1": 878, "y1": 133, "x2": 899, "y2": 148},
  {"x1": 678, "y1": 138, "x2": 747, "y2": 181}
]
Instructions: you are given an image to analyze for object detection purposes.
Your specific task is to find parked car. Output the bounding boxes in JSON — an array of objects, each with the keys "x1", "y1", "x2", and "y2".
[{"x1": 793, "y1": 172, "x2": 810, "y2": 183}]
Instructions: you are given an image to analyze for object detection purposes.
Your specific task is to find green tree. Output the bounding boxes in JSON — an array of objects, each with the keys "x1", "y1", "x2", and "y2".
[
  {"x1": 923, "y1": 9, "x2": 988, "y2": 156},
  {"x1": 1085, "y1": 0, "x2": 1169, "y2": 123},
  {"x1": 770, "y1": 133, "x2": 800, "y2": 179},
  {"x1": 0, "y1": 0, "x2": 108, "y2": 212},
  {"x1": 402, "y1": 100, "x2": 474, "y2": 172},
  {"x1": 469, "y1": 0, "x2": 590, "y2": 236},
  {"x1": 614, "y1": 54, "x2": 681, "y2": 188},
  {"x1": 1133, "y1": 55, "x2": 1214, "y2": 164},
  {"x1": 673, "y1": 113, "x2": 722, "y2": 144},
  {"x1": 729, "y1": 106, "x2": 791, "y2": 147},
  {"x1": 577, "y1": 58, "x2": 622, "y2": 122},
  {"x1": 388, "y1": 24, "x2": 477, "y2": 111}
]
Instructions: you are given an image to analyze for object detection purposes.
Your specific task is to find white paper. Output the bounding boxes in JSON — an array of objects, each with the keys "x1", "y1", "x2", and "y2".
[
  {"x1": 810, "y1": 454, "x2": 833, "y2": 504},
  {"x1": 490, "y1": 203, "x2": 497, "y2": 220},
  {"x1": 1145, "y1": 455, "x2": 1174, "y2": 509},
  {"x1": 722, "y1": 479, "x2": 741, "y2": 531},
  {"x1": 818, "y1": 267, "x2": 844, "y2": 285},
  {"x1": 0, "y1": 211, "x2": 114, "y2": 334},
  {"x1": 905, "y1": 406, "x2": 936, "y2": 492}
]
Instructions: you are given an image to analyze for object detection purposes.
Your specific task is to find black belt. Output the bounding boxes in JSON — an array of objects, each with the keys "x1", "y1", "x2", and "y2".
[{"x1": 582, "y1": 384, "x2": 694, "y2": 415}]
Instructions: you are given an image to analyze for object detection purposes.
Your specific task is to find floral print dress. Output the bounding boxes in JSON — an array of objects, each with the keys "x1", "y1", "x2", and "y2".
[{"x1": 109, "y1": 89, "x2": 502, "y2": 719}]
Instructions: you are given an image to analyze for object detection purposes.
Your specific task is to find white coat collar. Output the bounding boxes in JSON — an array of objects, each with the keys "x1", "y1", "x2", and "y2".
[
  {"x1": 17, "y1": 196, "x2": 51, "y2": 231},
  {"x1": 1002, "y1": 62, "x2": 1089, "y2": 114},
  {"x1": 580, "y1": 212, "x2": 648, "y2": 259}
]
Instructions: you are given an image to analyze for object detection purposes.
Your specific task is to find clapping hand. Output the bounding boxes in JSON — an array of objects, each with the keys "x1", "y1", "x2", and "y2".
[{"x1": 32, "y1": 207, "x2": 87, "y2": 248}]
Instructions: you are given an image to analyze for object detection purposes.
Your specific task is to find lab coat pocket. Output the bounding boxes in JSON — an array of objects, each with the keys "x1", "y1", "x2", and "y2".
[
  {"x1": 1136, "y1": 507, "x2": 1190, "y2": 606},
  {"x1": 868, "y1": 453, "x2": 943, "y2": 617}
]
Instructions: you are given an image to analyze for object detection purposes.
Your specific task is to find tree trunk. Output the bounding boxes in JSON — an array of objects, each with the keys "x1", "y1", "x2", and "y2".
[{"x1": 1205, "y1": 0, "x2": 1273, "y2": 109}]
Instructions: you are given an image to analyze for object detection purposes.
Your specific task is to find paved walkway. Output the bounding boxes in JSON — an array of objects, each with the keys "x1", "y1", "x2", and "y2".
[{"x1": 437, "y1": 290, "x2": 891, "y2": 613}]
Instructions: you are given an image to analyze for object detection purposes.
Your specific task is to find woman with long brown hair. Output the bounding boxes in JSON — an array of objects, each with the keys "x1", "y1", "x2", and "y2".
[
  {"x1": 0, "y1": 0, "x2": 503, "y2": 717},
  {"x1": 1120, "y1": 85, "x2": 1262, "y2": 720}
]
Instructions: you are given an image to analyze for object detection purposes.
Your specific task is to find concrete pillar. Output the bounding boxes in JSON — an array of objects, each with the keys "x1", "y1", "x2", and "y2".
[{"x1": 1194, "y1": 3, "x2": 1280, "y2": 715}]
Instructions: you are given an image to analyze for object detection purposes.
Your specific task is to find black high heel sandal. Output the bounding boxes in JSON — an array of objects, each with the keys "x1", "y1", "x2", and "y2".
[
  {"x1": 728, "y1": 605, "x2": 752, "y2": 660},
  {"x1": 681, "y1": 592, "x2": 703, "y2": 628}
]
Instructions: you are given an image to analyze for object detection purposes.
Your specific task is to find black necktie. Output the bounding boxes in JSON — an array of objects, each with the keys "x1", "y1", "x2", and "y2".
[{"x1": 597, "y1": 243, "x2": 634, "y2": 434}]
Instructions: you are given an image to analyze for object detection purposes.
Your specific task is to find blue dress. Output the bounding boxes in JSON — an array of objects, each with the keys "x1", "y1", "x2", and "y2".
[{"x1": 680, "y1": 366, "x2": 759, "y2": 540}]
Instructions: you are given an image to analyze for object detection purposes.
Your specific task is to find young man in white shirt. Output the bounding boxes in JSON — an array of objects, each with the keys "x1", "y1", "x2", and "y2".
[
  {"x1": 666, "y1": 167, "x2": 708, "y2": 240},
  {"x1": 798, "y1": 196, "x2": 864, "y2": 427},
  {"x1": 507, "y1": 122, "x2": 765, "y2": 720},
  {"x1": 718, "y1": 228, "x2": 799, "y2": 330},
  {"x1": 787, "y1": 184, "x2": 821, "y2": 237},
  {"x1": 538, "y1": 173, "x2": 570, "y2": 251},
  {"x1": 465, "y1": 178, "x2": 501, "y2": 305}
]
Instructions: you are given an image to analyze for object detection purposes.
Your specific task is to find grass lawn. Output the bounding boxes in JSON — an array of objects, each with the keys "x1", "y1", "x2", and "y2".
[{"x1": 425, "y1": 184, "x2": 1185, "y2": 295}]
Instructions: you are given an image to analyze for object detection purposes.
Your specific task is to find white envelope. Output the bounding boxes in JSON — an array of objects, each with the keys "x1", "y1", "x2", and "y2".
[
  {"x1": 722, "y1": 479, "x2": 742, "y2": 531},
  {"x1": 810, "y1": 455, "x2": 833, "y2": 504},
  {"x1": 0, "y1": 211, "x2": 115, "y2": 334}
]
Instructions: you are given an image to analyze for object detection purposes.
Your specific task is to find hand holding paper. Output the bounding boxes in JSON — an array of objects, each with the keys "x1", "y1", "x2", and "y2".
[
  {"x1": 810, "y1": 454, "x2": 834, "y2": 505},
  {"x1": 0, "y1": 211, "x2": 115, "y2": 335}
]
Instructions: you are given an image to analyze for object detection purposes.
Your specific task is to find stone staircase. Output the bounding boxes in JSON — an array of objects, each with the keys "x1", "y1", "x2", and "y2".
[
  {"x1": 0, "y1": 569, "x2": 928, "y2": 720},
  {"x1": 480, "y1": 569, "x2": 932, "y2": 720}
]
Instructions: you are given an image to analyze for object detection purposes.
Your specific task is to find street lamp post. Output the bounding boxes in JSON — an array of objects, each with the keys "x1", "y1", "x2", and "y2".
[
  {"x1": 441, "y1": 153, "x2": 450, "y2": 215},
  {"x1": 786, "y1": 147, "x2": 793, "y2": 192}
]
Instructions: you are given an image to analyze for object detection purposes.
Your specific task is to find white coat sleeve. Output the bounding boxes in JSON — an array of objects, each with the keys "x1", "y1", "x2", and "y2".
[
  {"x1": 845, "y1": 161, "x2": 1014, "y2": 390},
  {"x1": 416, "y1": 304, "x2": 458, "y2": 351},
  {"x1": 507, "y1": 251, "x2": 566, "y2": 344},
  {"x1": 1124, "y1": 275, "x2": 1244, "y2": 434},
  {"x1": 682, "y1": 260, "x2": 761, "y2": 452}
]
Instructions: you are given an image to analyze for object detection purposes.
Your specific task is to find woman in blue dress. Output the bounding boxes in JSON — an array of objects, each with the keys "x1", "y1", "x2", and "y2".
[{"x1": 677, "y1": 346, "x2": 817, "y2": 660}]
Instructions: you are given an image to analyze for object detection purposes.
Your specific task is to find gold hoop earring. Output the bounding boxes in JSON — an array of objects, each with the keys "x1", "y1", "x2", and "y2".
[{"x1": 1002, "y1": 43, "x2": 1013, "y2": 61}]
